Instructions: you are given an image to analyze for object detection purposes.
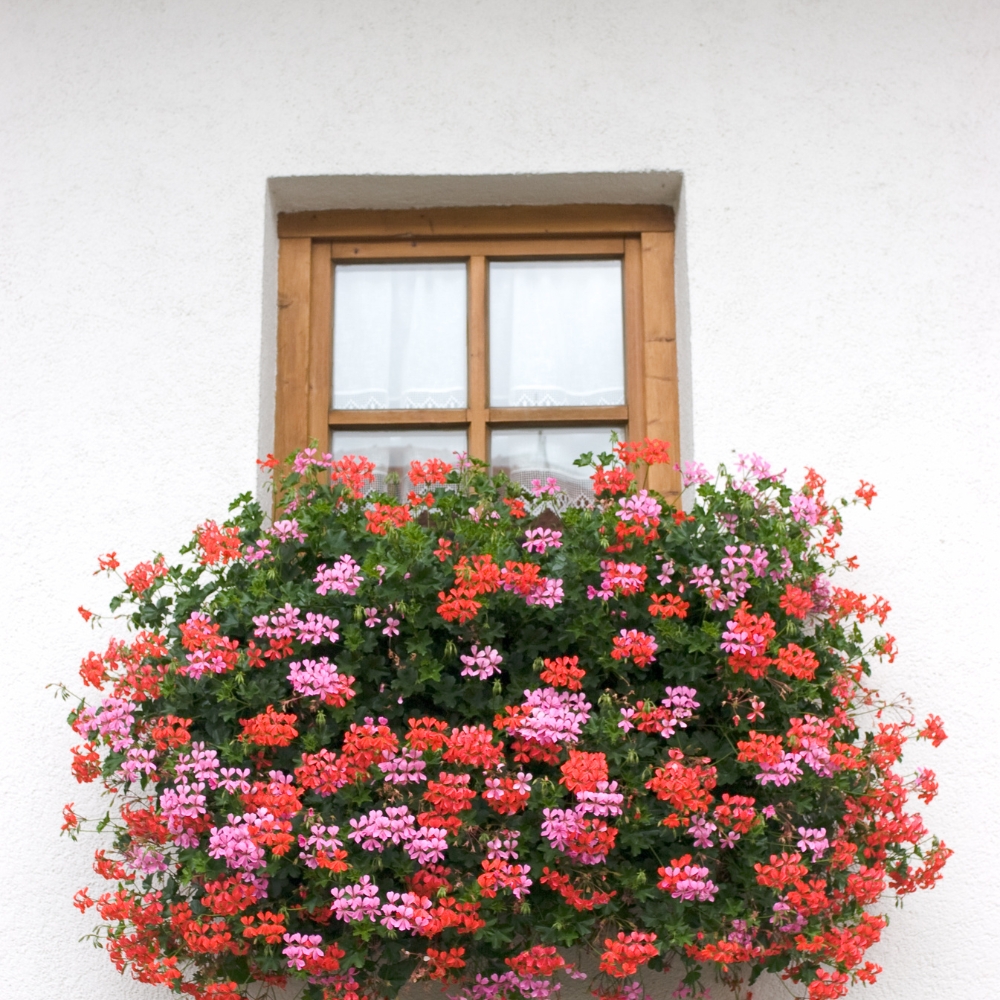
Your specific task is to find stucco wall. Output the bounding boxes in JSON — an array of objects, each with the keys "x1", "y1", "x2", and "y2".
[{"x1": 2, "y1": 1, "x2": 998, "y2": 997}]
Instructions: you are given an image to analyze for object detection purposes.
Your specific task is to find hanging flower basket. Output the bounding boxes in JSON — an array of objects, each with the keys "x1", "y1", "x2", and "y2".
[{"x1": 61, "y1": 441, "x2": 950, "y2": 1000}]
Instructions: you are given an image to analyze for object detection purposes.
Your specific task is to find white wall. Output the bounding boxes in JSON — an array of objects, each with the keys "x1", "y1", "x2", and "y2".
[{"x1": 2, "y1": 1, "x2": 998, "y2": 997}]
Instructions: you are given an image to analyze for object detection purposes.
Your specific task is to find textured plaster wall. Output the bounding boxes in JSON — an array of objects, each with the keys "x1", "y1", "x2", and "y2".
[{"x1": 2, "y1": 1, "x2": 998, "y2": 997}]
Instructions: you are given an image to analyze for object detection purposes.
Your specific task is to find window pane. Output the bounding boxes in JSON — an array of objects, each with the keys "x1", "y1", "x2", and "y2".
[
  {"x1": 333, "y1": 263, "x2": 467, "y2": 409},
  {"x1": 489, "y1": 260, "x2": 625, "y2": 407},
  {"x1": 490, "y1": 427, "x2": 623, "y2": 501},
  {"x1": 331, "y1": 429, "x2": 467, "y2": 499}
]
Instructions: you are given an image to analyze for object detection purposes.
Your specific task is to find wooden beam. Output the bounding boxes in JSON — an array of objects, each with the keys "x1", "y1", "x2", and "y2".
[
  {"x1": 487, "y1": 406, "x2": 629, "y2": 426},
  {"x1": 281, "y1": 204, "x2": 674, "y2": 240},
  {"x1": 467, "y1": 256, "x2": 488, "y2": 461},
  {"x1": 329, "y1": 409, "x2": 470, "y2": 428},
  {"x1": 640, "y1": 231, "x2": 681, "y2": 502},
  {"x1": 329, "y1": 237, "x2": 625, "y2": 259},
  {"x1": 275, "y1": 237, "x2": 313, "y2": 461},
  {"x1": 622, "y1": 237, "x2": 646, "y2": 443},
  {"x1": 307, "y1": 241, "x2": 333, "y2": 450},
  {"x1": 326, "y1": 406, "x2": 629, "y2": 430}
]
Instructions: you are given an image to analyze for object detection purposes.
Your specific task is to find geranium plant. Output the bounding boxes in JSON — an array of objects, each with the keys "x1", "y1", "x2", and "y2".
[{"x1": 60, "y1": 440, "x2": 950, "y2": 1000}]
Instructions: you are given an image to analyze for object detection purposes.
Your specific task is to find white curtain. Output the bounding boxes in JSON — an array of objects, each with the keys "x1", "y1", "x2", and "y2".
[
  {"x1": 333, "y1": 263, "x2": 467, "y2": 409},
  {"x1": 489, "y1": 260, "x2": 625, "y2": 408}
]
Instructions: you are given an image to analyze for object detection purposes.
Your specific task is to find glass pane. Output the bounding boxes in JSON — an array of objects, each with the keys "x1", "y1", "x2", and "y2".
[
  {"x1": 490, "y1": 427, "x2": 623, "y2": 501},
  {"x1": 331, "y1": 429, "x2": 468, "y2": 500},
  {"x1": 489, "y1": 260, "x2": 625, "y2": 407},
  {"x1": 333, "y1": 263, "x2": 467, "y2": 409}
]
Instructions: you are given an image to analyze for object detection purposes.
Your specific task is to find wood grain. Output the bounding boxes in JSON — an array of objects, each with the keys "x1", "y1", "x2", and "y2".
[
  {"x1": 325, "y1": 405, "x2": 629, "y2": 430},
  {"x1": 487, "y1": 406, "x2": 629, "y2": 426},
  {"x1": 275, "y1": 237, "x2": 313, "y2": 462},
  {"x1": 328, "y1": 409, "x2": 470, "y2": 427},
  {"x1": 640, "y1": 231, "x2": 681, "y2": 501},
  {"x1": 467, "y1": 256, "x2": 488, "y2": 460},
  {"x1": 307, "y1": 242, "x2": 333, "y2": 450},
  {"x1": 281, "y1": 204, "x2": 674, "y2": 239},
  {"x1": 622, "y1": 237, "x2": 646, "y2": 443},
  {"x1": 328, "y1": 237, "x2": 625, "y2": 260}
]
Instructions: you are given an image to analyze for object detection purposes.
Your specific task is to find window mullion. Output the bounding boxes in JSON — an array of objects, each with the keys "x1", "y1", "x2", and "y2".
[
  {"x1": 307, "y1": 242, "x2": 333, "y2": 451},
  {"x1": 467, "y1": 255, "x2": 488, "y2": 462},
  {"x1": 487, "y1": 406, "x2": 629, "y2": 426},
  {"x1": 623, "y1": 238, "x2": 645, "y2": 443},
  {"x1": 327, "y1": 409, "x2": 469, "y2": 428}
]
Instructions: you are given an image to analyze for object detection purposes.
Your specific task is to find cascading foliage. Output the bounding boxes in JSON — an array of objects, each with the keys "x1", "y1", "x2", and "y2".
[{"x1": 61, "y1": 440, "x2": 950, "y2": 1000}]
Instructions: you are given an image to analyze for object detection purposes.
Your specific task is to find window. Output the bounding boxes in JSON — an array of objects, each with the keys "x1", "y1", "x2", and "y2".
[{"x1": 275, "y1": 204, "x2": 680, "y2": 501}]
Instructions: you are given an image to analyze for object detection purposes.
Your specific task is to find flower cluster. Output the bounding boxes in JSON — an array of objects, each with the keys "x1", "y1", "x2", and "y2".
[{"x1": 62, "y1": 441, "x2": 948, "y2": 1000}]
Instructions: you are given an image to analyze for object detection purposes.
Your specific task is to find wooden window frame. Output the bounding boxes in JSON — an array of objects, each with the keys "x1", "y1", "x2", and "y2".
[{"x1": 275, "y1": 204, "x2": 680, "y2": 501}]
